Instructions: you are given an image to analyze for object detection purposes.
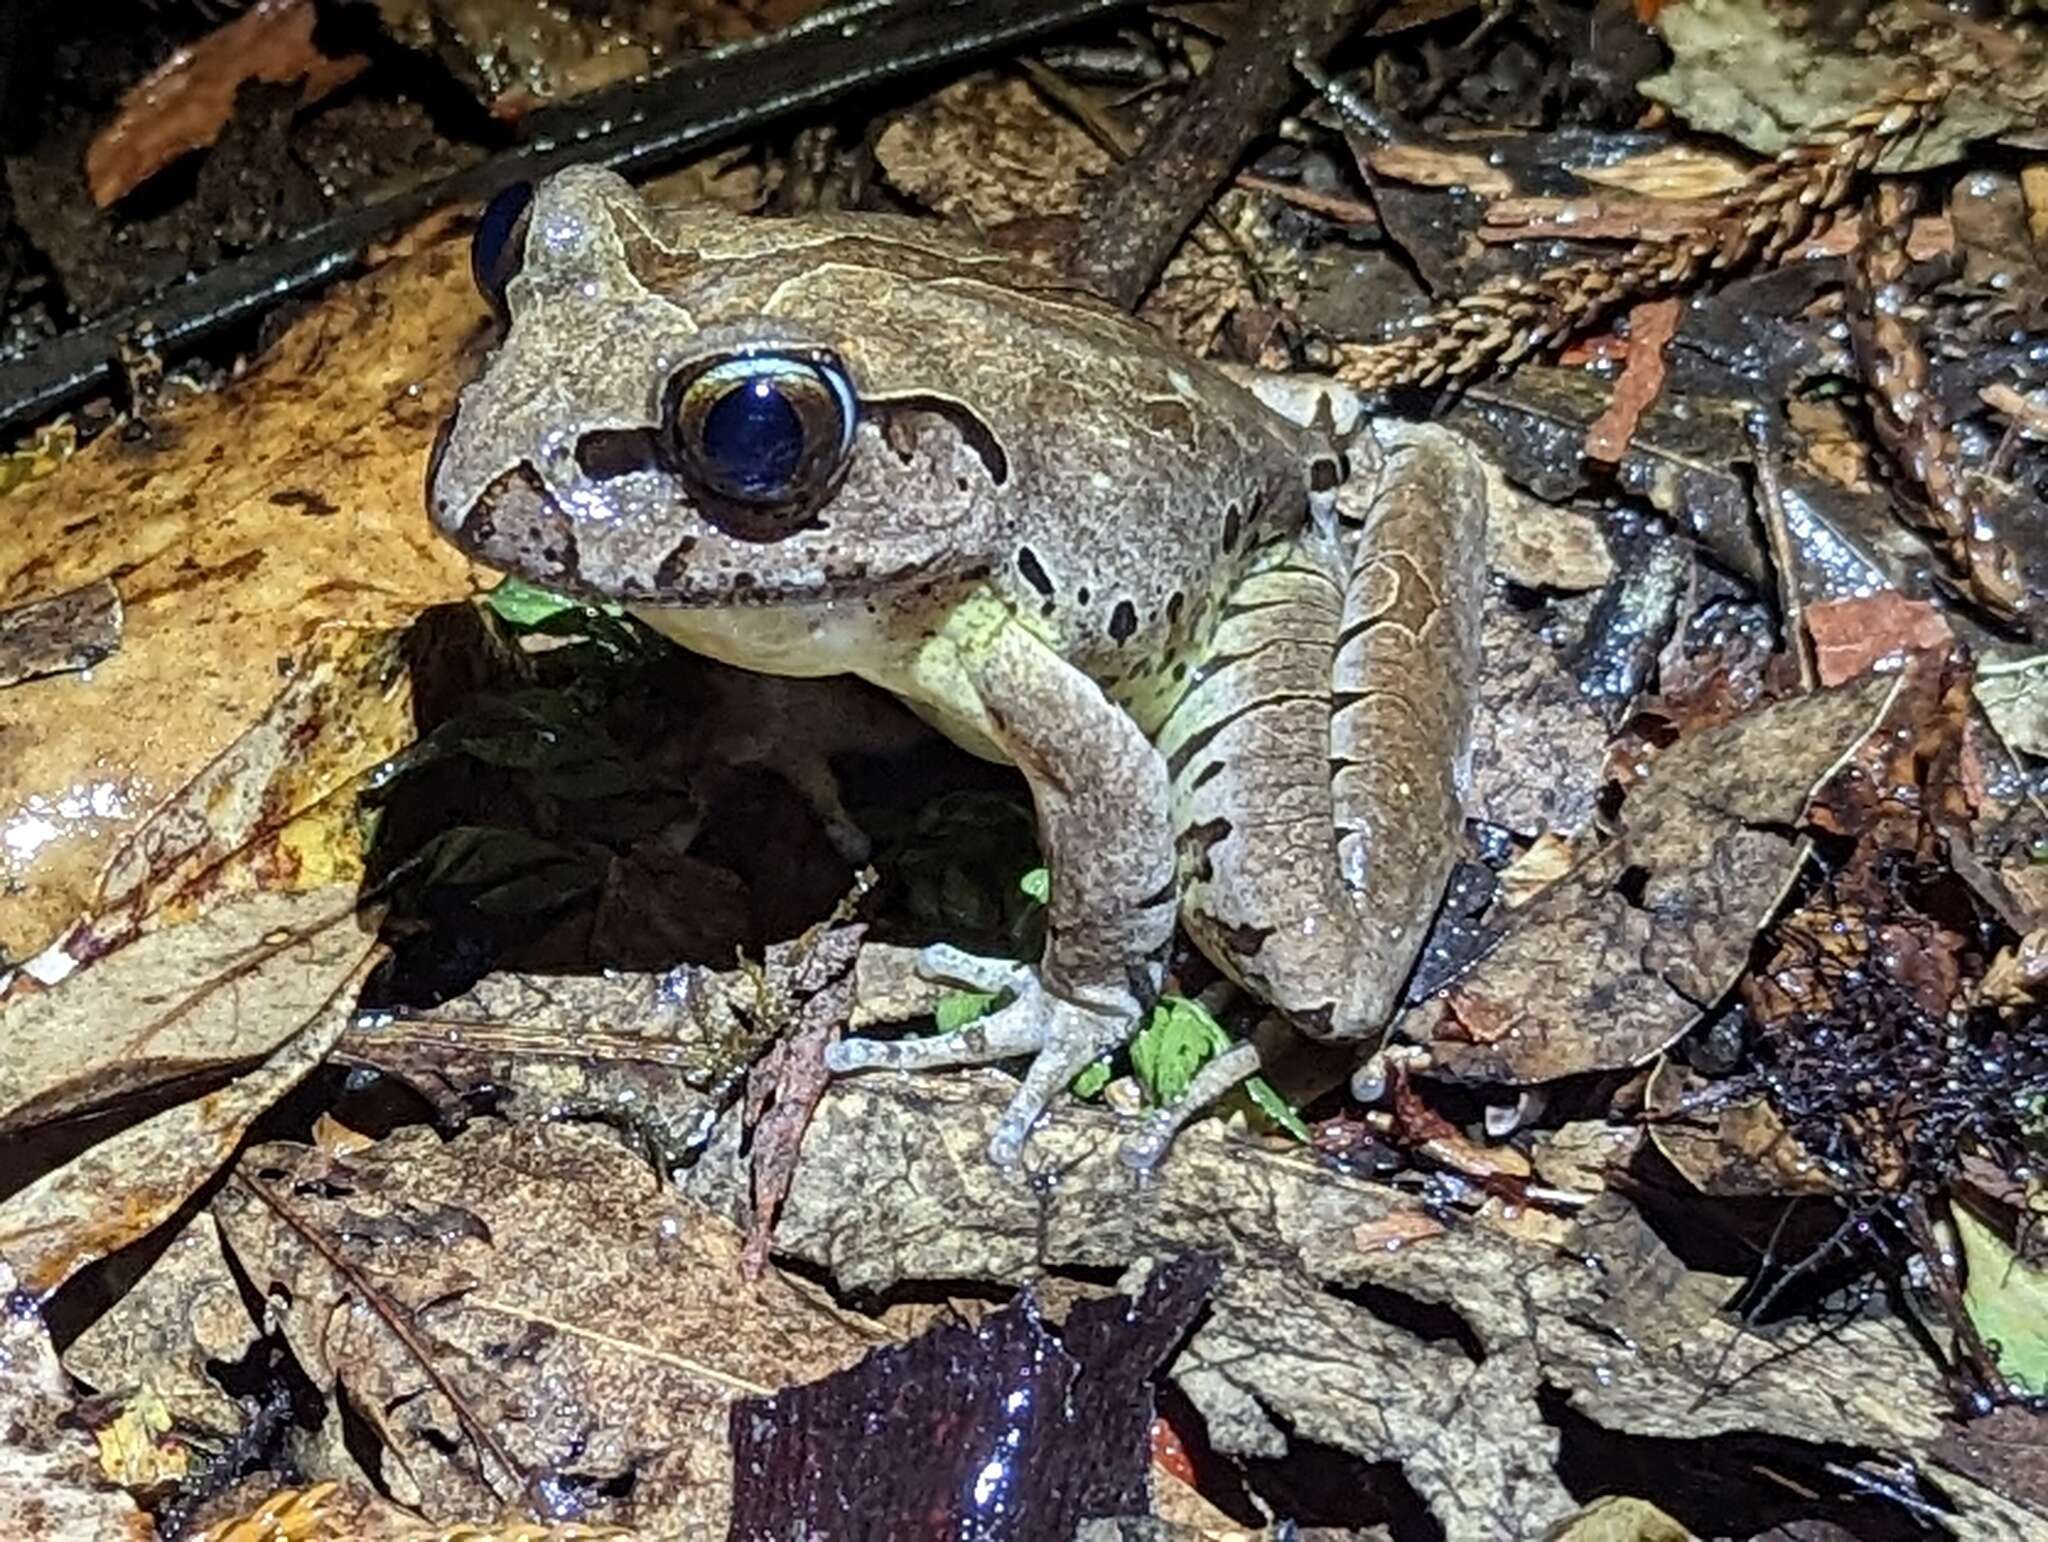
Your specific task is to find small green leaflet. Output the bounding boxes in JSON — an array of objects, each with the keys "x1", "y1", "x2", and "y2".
[
  {"x1": 1019, "y1": 867, "x2": 1050, "y2": 904},
  {"x1": 1130, "y1": 996, "x2": 1309, "y2": 1143},
  {"x1": 934, "y1": 990, "x2": 999, "y2": 1033},
  {"x1": 1130, "y1": 997, "x2": 1230, "y2": 1105},
  {"x1": 1957, "y1": 1203, "x2": 2048, "y2": 1395},
  {"x1": 485, "y1": 578, "x2": 590, "y2": 628},
  {"x1": 926, "y1": 985, "x2": 1306, "y2": 1138},
  {"x1": 1069, "y1": 1059, "x2": 1113, "y2": 1099}
]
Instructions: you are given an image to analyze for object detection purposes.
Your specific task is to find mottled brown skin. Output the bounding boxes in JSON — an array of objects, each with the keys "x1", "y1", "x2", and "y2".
[{"x1": 429, "y1": 166, "x2": 1489, "y2": 1167}]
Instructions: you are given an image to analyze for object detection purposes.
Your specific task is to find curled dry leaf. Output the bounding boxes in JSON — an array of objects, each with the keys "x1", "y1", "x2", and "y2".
[
  {"x1": 1411, "y1": 671, "x2": 1902, "y2": 1084},
  {"x1": 0, "y1": 885, "x2": 381, "y2": 1297},
  {"x1": 0, "y1": 217, "x2": 488, "y2": 962},
  {"x1": 214, "y1": 1120, "x2": 885, "y2": 1534}
]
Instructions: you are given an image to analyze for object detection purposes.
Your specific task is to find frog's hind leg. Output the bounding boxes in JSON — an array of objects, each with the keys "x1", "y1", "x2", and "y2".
[{"x1": 1123, "y1": 422, "x2": 1487, "y2": 1169}]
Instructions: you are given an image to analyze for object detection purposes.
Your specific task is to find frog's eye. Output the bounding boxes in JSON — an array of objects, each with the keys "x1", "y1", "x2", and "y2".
[
  {"x1": 471, "y1": 180, "x2": 534, "y2": 318},
  {"x1": 665, "y1": 354, "x2": 857, "y2": 511}
]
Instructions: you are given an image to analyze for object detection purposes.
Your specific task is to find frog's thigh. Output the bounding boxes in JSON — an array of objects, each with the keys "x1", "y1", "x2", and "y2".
[{"x1": 1161, "y1": 422, "x2": 1485, "y2": 1040}]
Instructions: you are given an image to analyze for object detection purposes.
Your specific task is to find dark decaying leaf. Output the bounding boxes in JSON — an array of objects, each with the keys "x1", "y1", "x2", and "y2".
[
  {"x1": 1930, "y1": 1405, "x2": 2048, "y2": 1516},
  {"x1": 728, "y1": 1253, "x2": 1220, "y2": 1541},
  {"x1": 0, "y1": 577, "x2": 121, "y2": 688}
]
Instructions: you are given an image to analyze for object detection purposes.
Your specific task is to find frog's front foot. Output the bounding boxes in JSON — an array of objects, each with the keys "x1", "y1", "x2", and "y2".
[{"x1": 822, "y1": 944, "x2": 1141, "y2": 1166}]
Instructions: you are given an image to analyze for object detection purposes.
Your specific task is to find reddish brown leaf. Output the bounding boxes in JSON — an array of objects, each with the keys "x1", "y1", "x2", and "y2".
[
  {"x1": 1584, "y1": 297, "x2": 1683, "y2": 463},
  {"x1": 86, "y1": 0, "x2": 367, "y2": 207}
]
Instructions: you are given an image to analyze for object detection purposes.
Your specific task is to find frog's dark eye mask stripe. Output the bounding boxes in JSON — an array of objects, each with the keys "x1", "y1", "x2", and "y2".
[{"x1": 563, "y1": 347, "x2": 1012, "y2": 544}]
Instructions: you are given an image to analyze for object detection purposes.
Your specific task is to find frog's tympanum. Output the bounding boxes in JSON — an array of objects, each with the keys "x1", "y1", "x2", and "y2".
[{"x1": 429, "y1": 167, "x2": 1489, "y2": 1168}]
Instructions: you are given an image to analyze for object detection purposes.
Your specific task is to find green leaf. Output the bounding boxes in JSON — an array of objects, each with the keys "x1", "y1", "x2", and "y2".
[
  {"x1": 1019, "y1": 867, "x2": 1050, "y2": 905},
  {"x1": 1957, "y1": 1203, "x2": 2048, "y2": 1395},
  {"x1": 934, "y1": 990, "x2": 998, "y2": 1033},
  {"x1": 1244, "y1": 1075, "x2": 1312, "y2": 1143},
  {"x1": 1068, "y1": 1059, "x2": 1112, "y2": 1099},
  {"x1": 485, "y1": 578, "x2": 587, "y2": 628},
  {"x1": 1130, "y1": 996, "x2": 1231, "y2": 1106}
]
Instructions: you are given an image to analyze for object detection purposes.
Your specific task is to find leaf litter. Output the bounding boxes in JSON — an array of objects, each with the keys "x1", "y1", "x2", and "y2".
[{"x1": 3, "y1": 1, "x2": 2048, "y2": 1537}]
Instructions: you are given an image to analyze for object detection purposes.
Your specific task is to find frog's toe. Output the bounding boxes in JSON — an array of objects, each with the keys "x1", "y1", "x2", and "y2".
[
  {"x1": 913, "y1": 943, "x2": 1034, "y2": 996},
  {"x1": 986, "y1": 1011, "x2": 1129, "y2": 1165},
  {"x1": 823, "y1": 1005, "x2": 1048, "y2": 1074}
]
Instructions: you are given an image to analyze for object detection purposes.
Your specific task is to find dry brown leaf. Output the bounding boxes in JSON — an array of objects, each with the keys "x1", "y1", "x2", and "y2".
[
  {"x1": 214, "y1": 1120, "x2": 885, "y2": 1534},
  {"x1": 86, "y1": 0, "x2": 368, "y2": 207},
  {"x1": 0, "y1": 884, "x2": 371, "y2": 1136},
  {"x1": 1544, "y1": 1495, "x2": 1690, "y2": 1541},
  {"x1": 875, "y1": 73, "x2": 1111, "y2": 228},
  {"x1": 0, "y1": 1259, "x2": 152, "y2": 1539},
  {"x1": 1645, "y1": 1062, "x2": 1836, "y2": 1196},
  {"x1": 1468, "y1": 604, "x2": 1610, "y2": 838},
  {"x1": 1365, "y1": 143, "x2": 1516, "y2": 197},
  {"x1": 1570, "y1": 143, "x2": 1753, "y2": 201},
  {"x1": 690, "y1": 1073, "x2": 1975, "y2": 1538},
  {"x1": 65, "y1": 1214, "x2": 260, "y2": 1440},
  {"x1": 1412, "y1": 672, "x2": 1902, "y2": 1084},
  {"x1": 0, "y1": 885, "x2": 381, "y2": 1296},
  {"x1": 0, "y1": 219, "x2": 490, "y2": 963}
]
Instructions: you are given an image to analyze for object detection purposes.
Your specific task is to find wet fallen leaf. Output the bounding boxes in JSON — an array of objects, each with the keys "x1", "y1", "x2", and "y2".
[
  {"x1": 86, "y1": 0, "x2": 369, "y2": 207},
  {"x1": 731, "y1": 1254, "x2": 1218, "y2": 1540},
  {"x1": 0, "y1": 217, "x2": 488, "y2": 963},
  {"x1": 1805, "y1": 592, "x2": 1956, "y2": 687}
]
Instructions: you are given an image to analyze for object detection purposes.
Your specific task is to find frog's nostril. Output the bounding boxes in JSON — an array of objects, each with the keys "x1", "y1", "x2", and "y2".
[{"x1": 471, "y1": 180, "x2": 535, "y2": 317}]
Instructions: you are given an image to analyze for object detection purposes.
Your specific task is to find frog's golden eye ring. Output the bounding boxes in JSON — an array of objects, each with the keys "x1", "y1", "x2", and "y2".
[{"x1": 663, "y1": 352, "x2": 857, "y2": 516}]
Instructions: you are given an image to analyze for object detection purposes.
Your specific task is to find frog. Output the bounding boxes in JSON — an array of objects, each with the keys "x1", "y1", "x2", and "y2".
[{"x1": 427, "y1": 165, "x2": 1489, "y2": 1169}]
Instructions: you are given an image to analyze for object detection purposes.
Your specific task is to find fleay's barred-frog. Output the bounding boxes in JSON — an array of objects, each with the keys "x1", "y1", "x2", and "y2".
[{"x1": 429, "y1": 167, "x2": 1490, "y2": 1169}]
